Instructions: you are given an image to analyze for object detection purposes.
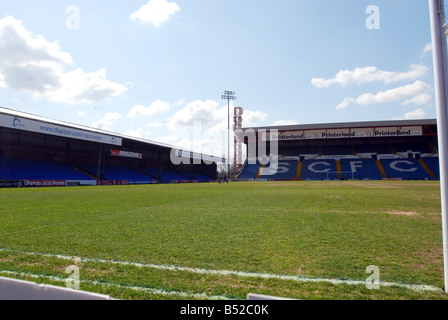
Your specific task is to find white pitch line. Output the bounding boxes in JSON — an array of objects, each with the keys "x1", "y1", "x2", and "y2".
[
  {"x1": 0, "y1": 270, "x2": 231, "y2": 300},
  {"x1": 0, "y1": 248, "x2": 443, "y2": 293}
]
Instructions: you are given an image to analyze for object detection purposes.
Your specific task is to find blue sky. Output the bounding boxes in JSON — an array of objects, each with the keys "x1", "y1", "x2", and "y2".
[{"x1": 0, "y1": 0, "x2": 437, "y2": 158}]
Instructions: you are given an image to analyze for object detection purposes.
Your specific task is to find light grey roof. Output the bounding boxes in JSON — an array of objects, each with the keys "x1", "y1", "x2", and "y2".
[
  {"x1": 0, "y1": 106, "x2": 224, "y2": 163},
  {"x1": 243, "y1": 118, "x2": 437, "y2": 131}
]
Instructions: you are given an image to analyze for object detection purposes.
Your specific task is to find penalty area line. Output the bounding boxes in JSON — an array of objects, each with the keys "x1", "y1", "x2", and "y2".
[{"x1": 0, "y1": 247, "x2": 443, "y2": 293}]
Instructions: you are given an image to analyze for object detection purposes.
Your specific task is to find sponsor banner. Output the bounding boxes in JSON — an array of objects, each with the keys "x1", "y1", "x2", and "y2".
[
  {"x1": 97, "y1": 180, "x2": 129, "y2": 186},
  {"x1": 264, "y1": 126, "x2": 422, "y2": 141},
  {"x1": 174, "y1": 149, "x2": 224, "y2": 164},
  {"x1": 373, "y1": 126, "x2": 422, "y2": 137},
  {"x1": 111, "y1": 149, "x2": 142, "y2": 159},
  {"x1": 267, "y1": 131, "x2": 305, "y2": 141},
  {"x1": 351, "y1": 128, "x2": 375, "y2": 138},
  {"x1": 0, "y1": 180, "x2": 23, "y2": 188},
  {"x1": 0, "y1": 114, "x2": 122, "y2": 146},
  {"x1": 24, "y1": 180, "x2": 67, "y2": 187}
]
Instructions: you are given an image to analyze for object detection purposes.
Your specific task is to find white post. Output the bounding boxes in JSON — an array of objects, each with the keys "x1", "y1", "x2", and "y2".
[{"x1": 429, "y1": 0, "x2": 448, "y2": 293}]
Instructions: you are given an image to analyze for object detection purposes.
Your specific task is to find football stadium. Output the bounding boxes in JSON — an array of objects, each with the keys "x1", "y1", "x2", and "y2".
[
  {"x1": 2, "y1": 0, "x2": 448, "y2": 312},
  {"x1": 0, "y1": 105, "x2": 447, "y2": 301}
]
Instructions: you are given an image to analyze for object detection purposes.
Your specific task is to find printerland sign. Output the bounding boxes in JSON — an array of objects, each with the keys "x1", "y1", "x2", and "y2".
[{"x1": 264, "y1": 126, "x2": 423, "y2": 141}]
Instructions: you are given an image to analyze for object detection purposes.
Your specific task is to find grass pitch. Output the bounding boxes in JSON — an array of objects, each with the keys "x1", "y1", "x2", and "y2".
[{"x1": 0, "y1": 180, "x2": 447, "y2": 300}]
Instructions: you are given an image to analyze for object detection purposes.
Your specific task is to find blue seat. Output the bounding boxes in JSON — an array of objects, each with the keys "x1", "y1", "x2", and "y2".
[
  {"x1": 340, "y1": 159, "x2": 382, "y2": 180},
  {"x1": 381, "y1": 159, "x2": 429, "y2": 179},
  {"x1": 300, "y1": 159, "x2": 337, "y2": 180},
  {"x1": 421, "y1": 157, "x2": 440, "y2": 178},
  {"x1": 0, "y1": 158, "x2": 93, "y2": 181},
  {"x1": 260, "y1": 160, "x2": 298, "y2": 179},
  {"x1": 238, "y1": 162, "x2": 261, "y2": 179}
]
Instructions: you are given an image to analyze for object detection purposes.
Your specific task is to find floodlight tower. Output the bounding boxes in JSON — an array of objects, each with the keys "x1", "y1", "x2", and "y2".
[
  {"x1": 233, "y1": 107, "x2": 244, "y2": 176},
  {"x1": 221, "y1": 90, "x2": 237, "y2": 179}
]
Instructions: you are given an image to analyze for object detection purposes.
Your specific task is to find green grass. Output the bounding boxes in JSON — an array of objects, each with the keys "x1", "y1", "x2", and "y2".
[{"x1": 0, "y1": 180, "x2": 446, "y2": 300}]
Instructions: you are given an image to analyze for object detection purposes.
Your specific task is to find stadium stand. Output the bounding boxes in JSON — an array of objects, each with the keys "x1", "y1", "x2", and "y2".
[
  {"x1": 237, "y1": 162, "x2": 261, "y2": 179},
  {"x1": 340, "y1": 158, "x2": 383, "y2": 180},
  {"x1": 0, "y1": 158, "x2": 94, "y2": 181},
  {"x1": 238, "y1": 144, "x2": 439, "y2": 181},
  {"x1": 101, "y1": 165, "x2": 153, "y2": 183},
  {"x1": 380, "y1": 158, "x2": 432, "y2": 180},
  {"x1": 260, "y1": 159, "x2": 298, "y2": 179},
  {"x1": 421, "y1": 157, "x2": 440, "y2": 178},
  {"x1": 237, "y1": 119, "x2": 440, "y2": 181},
  {"x1": 192, "y1": 172, "x2": 214, "y2": 181},
  {"x1": 300, "y1": 159, "x2": 337, "y2": 180},
  {"x1": 139, "y1": 167, "x2": 190, "y2": 182},
  {"x1": 0, "y1": 107, "x2": 221, "y2": 187}
]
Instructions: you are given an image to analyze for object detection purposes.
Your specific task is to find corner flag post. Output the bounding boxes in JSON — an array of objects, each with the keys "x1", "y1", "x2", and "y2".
[{"x1": 429, "y1": 0, "x2": 448, "y2": 293}]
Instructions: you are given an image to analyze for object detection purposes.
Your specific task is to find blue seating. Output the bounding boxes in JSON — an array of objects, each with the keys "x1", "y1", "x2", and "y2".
[
  {"x1": 160, "y1": 169, "x2": 189, "y2": 181},
  {"x1": 380, "y1": 159, "x2": 429, "y2": 179},
  {"x1": 340, "y1": 159, "x2": 382, "y2": 180},
  {"x1": 76, "y1": 163, "x2": 100, "y2": 178},
  {"x1": 0, "y1": 158, "x2": 93, "y2": 181},
  {"x1": 260, "y1": 160, "x2": 298, "y2": 179},
  {"x1": 192, "y1": 173, "x2": 214, "y2": 181},
  {"x1": 140, "y1": 167, "x2": 189, "y2": 181},
  {"x1": 102, "y1": 165, "x2": 152, "y2": 183},
  {"x1": 300, "y1": 159, "x2": 337, "y2": 180},
  {"x1": 421, "y1": 157, "x2": 440, "y2": 178},
  {"x1": 238, "y1": 162, "x2": 261, "y2": 179}
]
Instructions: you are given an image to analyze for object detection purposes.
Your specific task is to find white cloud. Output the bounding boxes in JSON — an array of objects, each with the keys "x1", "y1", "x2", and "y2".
[
  {"x1": 311, "y1": 64, "x2": 428, "y2": 88},
  {"x1": 402, "y1": 93, "x2": 432, "y2": 106},
  {"x1": 147, "y1": 122, "x2": 165, "y2": 128},
  {"x1": 404, "y1": 108, "x2": 427, "y2": 119},
  {"x1": 0, "y1": 16, "x2": 127, "y2": 105},
  {"x1": 354, "y1": 80, "x2": 432, "y2": 105},
  {"x1": 167, "y1": 99, "x2": 225, "y2": 130},
  {"x1": 271, "y1": 120, "x2": 298, "y2": 126},
  {"x1": 130, "y1": 0, "x2": 180, "y2": 27},
  {"x1": 128, "y1": 100, "x2": 170, "y2": 117},
  {"x1": 123, "y1": 128, "x2": 151, "y2": 139},
  {"x1": 92, "y1": 112, "x2": 122, "y2": 131},
  {"x1": 243, "y1": 110, "x2": 268, "y2": 127},
  {"x1": 335, "y1": 97, "x2": 355, "y2": 110},
  {"x1": 158, "y1": 99, "x2": 267, "y2": 158},
  {"x1": 422, "y1": 43, "x2": 432, "y2": 56},
  {"x1": 335, "y1": 81, "x2": 433, "y2": 110}
]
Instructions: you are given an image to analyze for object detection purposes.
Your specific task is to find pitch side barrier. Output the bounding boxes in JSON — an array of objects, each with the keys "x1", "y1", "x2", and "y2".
[
  {"x1": 0, "y1": 179, "x2": 217, "y2": 188},
  {"x1": 0, "y1": 180, "x2": 23, "y2": 188},
  {"x1": 0, "y1": 276, "x2": 113, "y2": 300}
]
